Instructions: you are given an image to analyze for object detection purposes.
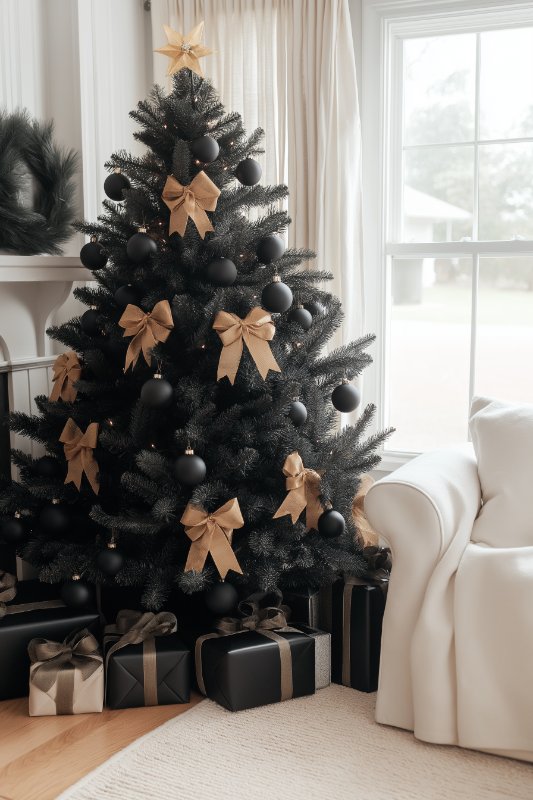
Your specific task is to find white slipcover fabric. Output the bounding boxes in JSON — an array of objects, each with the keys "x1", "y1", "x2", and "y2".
[{"x1": 365, "y1": 398, "x2": 533, "y2": 762}]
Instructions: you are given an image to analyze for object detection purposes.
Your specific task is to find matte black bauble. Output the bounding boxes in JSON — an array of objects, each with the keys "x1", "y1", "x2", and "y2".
[
  {"x1": 114, "y1": 284, "x2": 139, "y2": 309},
  {"x1": 235, "y1": 158, "x2": 262, "y2": 186},
  {"x1": 205, "y1": 581, "x2": 239, "y2": 615},
  {"x1": 80, "y1": 240, "x2": 107, "y2": 270},
  {"x1": 191, "y1": 135, "x2": 219, "y2": 163},
  {"x1": 96, "y1": 546, "x2": 124, "y2": 577},
  {"x1": 81, "y1": 309, "x2": 101, "y2": 336},
  {"x1": 39, "y1": 503, "x2": 70, "y2": 536},
  {"x1": 288, "y1": 400, "x2": 307, "y2": 426},
  {"x1": 36, "y1": 456, "x2": 61, "y2": 479},
  {"x1": 332, "y1": 382, "x2": 361, "y2": 413},
  {"x1": 140, "y1": 375, "x2": 173, "y2": 408},
  {"x1": 257, "y1": 234, "x2": 285, "y2": 264},
  {"x1": 0, "y1": 516, "x2": 26, "y2": 544},
  {"x1": 261, "y1": 277, "x2": 293, "y2": 313},
  {"x1": 61, "y1": 576, "x2": 92, "y2": 609},
  {"x1": 304, "y1": 300, "x2": 325, "y2": 316},
  {"x1": 289, "y1": 306, "x2": 313, "y2": 331},
  {"x1": 207, "y1": 257, "x2": 237, "y2": 286},
  {"x1": 174, "y1": 450, "x2": 207, "y2": 486},
  {"x1": 318, "y1": 509, "x2": 346, "y2": 538},
  {"x1": 126, "y1": 229, "x2": 157, "y2": 263},
  {"x1": 104, "y1": 170, "x2": 130, "y2": 201}
]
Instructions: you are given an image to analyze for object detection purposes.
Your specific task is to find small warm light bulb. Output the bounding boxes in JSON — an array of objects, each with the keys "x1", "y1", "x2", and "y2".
[
  {"x1": 107, "y1": 419, "x2": 114, "y2": 426},
  {"x1": 150, "y1": 443, "x2": 156, "y2": 449},
  {"x1": 163, "y1": 124, "x2": 168, "y2": 129}
]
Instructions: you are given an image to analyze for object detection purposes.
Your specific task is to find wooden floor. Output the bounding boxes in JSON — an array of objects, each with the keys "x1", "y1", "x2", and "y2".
[{"x1": 0, "y1": 693, "x2": 203, "y2": 800}]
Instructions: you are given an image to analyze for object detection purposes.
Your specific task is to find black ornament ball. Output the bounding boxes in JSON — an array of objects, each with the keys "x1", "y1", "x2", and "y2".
[
  {"x1": 288, "y1": 400, "x2": 307, "y2": 426},
  {"x1": 104, "y1": 170, "x2": 130, "y2": 201},
  {"x1": 332, "y1": 382, "x2": 361, "y2": 413},
  {"x1": 126, "y1": 229, "x2": 157, "y2": 263},
  {"x1": 257, "y1": 234, "x2": 285, "y2": 264},
  {"x1": 191, "y1": 135, "x2": 219, "y2": 163},
  {"x1": 80, "y1": 240, "x2": 107, "y2": 270},
  {"x1": 141, "y1": 375, "x2": 173, "y2": 408},
  {"x1": 81, "y1": 309, "x2": 101, "y2": 337},
  {"x1": 0, "y1": 516, "x2": 26, "y2": 544},
  {"x1": 96, "y1": 546, "x2": 124, "y2": 577},
  {"x1": 318, "y1": 509, "x2": 346, "y2": 538},
  {"x1": 207, "y1": 257, "x2": 237, "y2": 286},
  {"x1": 235, "y1": 158, "x2": 262, "y2": 186},
  {"x1": 289, "y1": 305, "x2": 313, "y2": 331},
  {"x1": 205, "y1": 582, "x2": 239, "y2": 615},
  {"x1": 262, "y1": 277, "x2": 293, "y2": 313},
  {"x1": 61, "y1": 577, "x2": 92, "y2": 609},
  {"x1": 114, "y1": 284, "x2": 139, "y2": 309},
  {"x1": 305, "y1": 300, "x2": 325, "y2": 317},
  {"x1": 174, "y1": 450, "x2": 206, "y2": 486},
  {"x1": 39, "y1": 503, "x2": 70, "y2": 536},
  {"x1": 35, "y1": 456, "x2": 61, "y2": 479}
]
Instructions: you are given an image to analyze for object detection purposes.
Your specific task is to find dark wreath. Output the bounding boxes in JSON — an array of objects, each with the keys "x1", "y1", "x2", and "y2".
[{"x1": 0, "y1": 109, "x2": 78, "y2": 254}]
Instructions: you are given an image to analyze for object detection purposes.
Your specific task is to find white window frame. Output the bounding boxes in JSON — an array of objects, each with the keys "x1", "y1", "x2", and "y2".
[{"x1": 362, "y1": 0, "x2": 533, "y2": 472}]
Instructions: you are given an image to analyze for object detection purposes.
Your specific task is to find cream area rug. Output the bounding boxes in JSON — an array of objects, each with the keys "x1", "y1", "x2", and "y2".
[{"x1": 58, "y1": 685, "x2": 532, "y2": 800}]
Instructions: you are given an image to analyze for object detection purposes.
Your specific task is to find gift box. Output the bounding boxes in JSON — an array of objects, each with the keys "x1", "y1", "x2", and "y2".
[
  {"x1": 293, "y1": 624, "x2": 331, "y2": 690},
  {"x1": 28, "y1": 629, "x2": 104, "y2": 716},
  {"x1": 0, "y1": 574, "x2": 100, "y2": 700},
  {"x1": 104, "y1": 609, "x2": 191, "y2": 709},
  {"x1": 283, "y1": 587, "x2": 322, "y2": 627}
]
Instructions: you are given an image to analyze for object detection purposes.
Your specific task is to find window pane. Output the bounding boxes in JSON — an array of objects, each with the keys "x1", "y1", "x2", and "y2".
[
  {"x1": 387, "y1": 257, "x2": 472, "y2": 452},
  {"x1": 475, "y1": 257, "x2": 533, "y2": 402},
  {"x1": 479, "y1": 28, "x2": 533, "y2": 141},
  {"x1": 403, "y1": 146, "x2": 473, "y2": 242},
  {"x1": 403, "y1": 34, "x2": 476, "y2": 146},
  {"x1": 478, "y1": 142, "x2": 533, "y2": 240}
]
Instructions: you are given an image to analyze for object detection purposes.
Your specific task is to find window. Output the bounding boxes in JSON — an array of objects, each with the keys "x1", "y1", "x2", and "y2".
[{"x1": 362, "y1": 1, "x2": 533, "y2": 463}]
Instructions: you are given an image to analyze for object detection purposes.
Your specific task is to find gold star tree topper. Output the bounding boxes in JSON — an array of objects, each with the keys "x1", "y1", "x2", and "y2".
[{"x1": 155, "y1": 22, "x2": 213, "y2": 78}]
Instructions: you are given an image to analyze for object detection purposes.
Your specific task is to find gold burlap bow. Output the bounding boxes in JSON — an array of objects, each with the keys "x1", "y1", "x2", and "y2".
[
  {"x1": 213, "y1": 307, "x2": 281, "y2": 385},
  {"x1": 273, "y1": 451, "x2": 324, "y2": 531},
  {"x1": 50, "y1": 351, "x2": 81, "y2": 403},
  {"x1": 161, "y1": 172, "x2": 220, "y2": 239},
  {"x1": 216, "y1": 597, "x2": 292, "y2": 635},
  {"x1": 352, "y1": 474, "x2": 380, "y2": 546},
  {"x1": 118, "y1": 300, "x2": 174, "y2": 372},
  {"x1": 0, "y1": 571, "x2": 17, "y2": 619},
  {"x1": 181, "y1": 498, "x2": 244, "y2": 580},
  {"x1": 60, "y1": 418, "x2": 100, "y2": 495}
]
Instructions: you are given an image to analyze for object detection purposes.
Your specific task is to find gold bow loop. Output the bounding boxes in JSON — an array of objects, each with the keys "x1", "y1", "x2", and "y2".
[
  {"x1": 273, "y1": 451, "x2": 323, "y2": 531},
  {"x1": 60, "y1": 418, "x2": 100, "y2": 495},
  {"x1": 213, "y1": 307, "x2": 281, "y2": 385},
  {"x1": 181, "y1": 498, "x2": 244, "y2": 580},
  {"x1": 112, "y1": 609, "x2": 177, "y2": 646},
  {"x1": 162, "y1": 172, "x2": 220, "y2": 239},
  {"x1": 118, "y1": 300, "x2": 174, "y2": 372},
  {"x1": 28, "y1": 629, "x2": 102, "y2": 694},
  {"x1": 0, "y1": 571, "x2": 17, "y2": 619},
  {"x1": 50, "y1": 351, "x2": 81, "y2": 403},
  {"x1": 216, "y1": 602, "x2": 291, "y2": 635}
]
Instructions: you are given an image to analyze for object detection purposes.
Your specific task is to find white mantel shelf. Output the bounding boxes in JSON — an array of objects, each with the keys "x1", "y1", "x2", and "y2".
[{"x1": 0, "y1": 255, "x2": 90, "y2": 282}]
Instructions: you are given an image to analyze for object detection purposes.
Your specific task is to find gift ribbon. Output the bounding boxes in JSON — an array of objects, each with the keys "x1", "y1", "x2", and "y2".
[
  {"x1": 50, "y1": 351, "x2": 81, "y2": 403},
  {"x1": 161, "y1": 172, "x2": 220, "y2": 239},
  {"x1": 104, "y1": 609, "x2": 177, "y2": 707},
  {"x1": 213, "y1": 307, "x2": 281, "y2": 385},
  {"x1": 273, "y1": 451, "x2": 323, "y2": 531},
  {"x1": 60, "y1": 418, "x2": 100, "y2": 495},
  {"x1": 181, "y1": 498, "x2": 244, "y2": 580},
  {"x1": 341, "y1": 573, "x2": 389, "y2": 687},
  {"x1": 0, "y1": 571, "x2": 17, "y2": 619},
  {"x1": 28, "y1": 629, "x2": 102, "y2": 715},
  {"x1": 118, "y1": 300, "x2": 174, "y2": 372}
]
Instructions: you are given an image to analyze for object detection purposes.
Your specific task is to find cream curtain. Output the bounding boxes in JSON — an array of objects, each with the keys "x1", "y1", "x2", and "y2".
[{"x1": 150, "y1": 0, "x2": 363, "y2": 345}]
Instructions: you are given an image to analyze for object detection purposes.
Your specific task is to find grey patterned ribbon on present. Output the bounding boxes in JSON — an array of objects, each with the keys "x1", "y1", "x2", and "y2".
[{"x1": 0, "y1": 571, "x2": 65, "y2": 619}]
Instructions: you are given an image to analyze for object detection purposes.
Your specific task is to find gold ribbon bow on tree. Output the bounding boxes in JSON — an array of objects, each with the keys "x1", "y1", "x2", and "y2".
[
  {"x1": 162, "y1": 172, "x2": 220, "y2": 239},
  {"x1": 118, "y1": 300, "x2": 174, "y2": 372},
  {"x1": 60, "y1": 418, "x2": 100, "y2": 495},
  {"x1": 50, "y1": 351, "x2": 81, "y2": 403},
  {"x1": 181, "y1": 498, "x2": 244, "y2": 579},
  {"x1": 0, "y1": 571, "x2": 17, "y2": 619},
  {"x1": 273, "y1": 451, "x2": 324, "y2": 531},
  {"x1": 213, "y1": 307, "x2": 281, "y2": 385}
]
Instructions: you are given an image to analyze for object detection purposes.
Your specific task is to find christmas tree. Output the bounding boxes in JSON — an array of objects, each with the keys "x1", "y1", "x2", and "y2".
[{"x1": 0, "y1": 23, "x2": 390, "y2": 612}]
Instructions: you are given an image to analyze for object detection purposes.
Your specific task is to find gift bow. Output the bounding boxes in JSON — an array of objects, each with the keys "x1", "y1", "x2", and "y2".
[
  {"x1": 28, "y1": 629, "x2": 102, "y2": 694},
  {"x1": 363, "y1": 545, "x2": 392, "y2": 580},
  {"x1": 60, "y1": 418, "x2": 100, "y2": 495},
  {"x1": 181, "y1": 498, "x2": 244, "y2": 580},
  {"x1": 118, "y1": 300, "x2": 174, "y2": 372},
  {"x1": 216, "y1": 593, "x2": 292, "y2": 635},
  {"x1": 162, "y1": 172, "x2": 220, "y2": 239},
  {"x1": 0, "y1": 571, "x2": 17, "y2": 619},
  {"x1": 50, "y1": 351, "x2": 81, "y2": 403},
  {"x1": 273, "y1": 451, "x2": 323, "y2": 531},
  {"x1": 213, "y1": 307, "x2": 281, "y2": 385}
]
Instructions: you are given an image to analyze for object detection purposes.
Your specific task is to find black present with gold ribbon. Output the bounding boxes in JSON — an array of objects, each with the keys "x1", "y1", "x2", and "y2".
[
  {"x1": 0, "y1": 573, "x2": 100, "y2": 701},
  {"x1": 104, "y1": 609, "x2": 191, "y2": 709}
]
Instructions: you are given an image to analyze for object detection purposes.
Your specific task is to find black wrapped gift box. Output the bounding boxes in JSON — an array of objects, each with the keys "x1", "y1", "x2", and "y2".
[
  {"x1": 0, "y1": 580, "x2": 100, "y2": 700},
  {"x1": 283, "y1": 587, "x2": 322, "y2": 627},
  {"x1": 105, "y1": 633, "x2": 191, "y2": 709},
  {"x1": 196, "y1": 628, "x2": 316, "y2": 712}
]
